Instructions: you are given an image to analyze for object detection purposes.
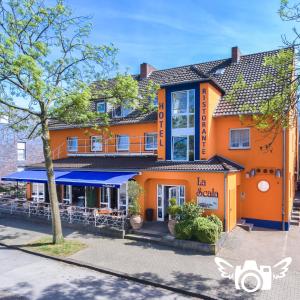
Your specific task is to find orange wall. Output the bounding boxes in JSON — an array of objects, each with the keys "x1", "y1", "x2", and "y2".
[
  {"x1": 50, "y1": 122, "x2": 157, "y2": 159},
  {"x1": 136, "y1": 171, "x2": 226, "y2": 223},
  {"x1": 199, "y1": 83, "x2": 221, "y2": 159}
]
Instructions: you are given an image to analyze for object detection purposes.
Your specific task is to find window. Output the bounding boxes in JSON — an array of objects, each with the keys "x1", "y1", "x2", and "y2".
[
  {"x1": 145, "y1": 133, "x2": 157, "y2": 150},
  {"x1": 32, "y1": 183, "x2": 45, "y2": 202},
  {"x1": 171, "y1": 89, "x2": 195, "y2": 161},
  {"x1": 17, "y1": 142, "x2": 26, "y2": 161},
  {"x1": 230, "y1": 129, "x2": 250, "y2": 149},
  {"x1": 63, "y1": 185, "x2": 72, "y2": 204},
  {"x1": 67, "y1": 137, "x2": 78, "y2": 152},
  {"x1": 172, "y1": 136, "x2": 194, "y2": 161},
  {"x1": 214, "y1": 67, "x2": 225, "y2": 75},
  {"x1": 91, "y1": 136, "x2": 102, "y2": 151},
  {"x1": 118, "y1": 183, "x2": 128, "y2": 212},
  {"x1": 113, "y1": 104, "x2": 133, "y2": 118},
  {"x1": 153, "y1": 96, "x2": 158, "y2": 107},
  {"x1": 171, "y1": 90, "x2": 195, "y2": 129},
  {"x1": 96, "y1": 101, "x2": 106, "y2": 113},
  {"x1": 101, "y1": 187, "x2": 110, "y2": 208},
  {"x1": 117, "y1": 135, "x2": 129, "y2": 151}
]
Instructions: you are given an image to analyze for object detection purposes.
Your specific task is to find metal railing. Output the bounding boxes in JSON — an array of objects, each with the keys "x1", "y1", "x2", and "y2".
[
  {"x1": 66, "y1": 135, "x2": 157, "y2": 156},
  {"x1": 0, "y1": 198, "x2": 127, "y2": 231}
]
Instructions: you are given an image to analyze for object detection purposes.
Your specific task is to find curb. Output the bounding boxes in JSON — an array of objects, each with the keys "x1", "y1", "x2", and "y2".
[{"x1": 0, "y1": 242, "x2": 220, "y2": 300}]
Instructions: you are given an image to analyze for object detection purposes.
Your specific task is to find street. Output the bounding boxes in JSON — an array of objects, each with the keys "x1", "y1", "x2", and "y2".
[{"x1": 0, "y1": 246, "x2": 192, "y2": 300}]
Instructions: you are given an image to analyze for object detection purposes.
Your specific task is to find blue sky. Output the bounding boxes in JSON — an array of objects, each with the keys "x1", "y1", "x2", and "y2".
[{"x1": 65, "y1": 1, "x2": 294, "y2": 73}]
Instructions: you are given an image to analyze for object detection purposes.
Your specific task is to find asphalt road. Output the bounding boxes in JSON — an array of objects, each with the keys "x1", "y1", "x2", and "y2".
[{"x1": 0, "y1": 246, "x2": 192, "y2": 300}]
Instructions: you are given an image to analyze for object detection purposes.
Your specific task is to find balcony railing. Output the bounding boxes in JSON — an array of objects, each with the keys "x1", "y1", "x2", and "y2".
[
  {"x1": 66, "y1": 135, "x2": 157, "y2": 156},
  {"x1": 0, "y1": 198, "x2": 127, "y2": 231}
]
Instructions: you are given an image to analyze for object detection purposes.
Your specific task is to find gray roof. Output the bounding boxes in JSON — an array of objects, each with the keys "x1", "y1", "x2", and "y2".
[
  {"x1": 49, "y1": 47, "x2": 292, "y2": 130},
  {"x1": 28, "y1": 155, "x2": 244, "y2": 173}
]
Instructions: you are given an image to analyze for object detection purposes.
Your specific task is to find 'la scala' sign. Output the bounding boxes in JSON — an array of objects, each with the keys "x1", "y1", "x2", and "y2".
[{"x1": 196, "y1": 177, "x2": 219, "y2": 210}]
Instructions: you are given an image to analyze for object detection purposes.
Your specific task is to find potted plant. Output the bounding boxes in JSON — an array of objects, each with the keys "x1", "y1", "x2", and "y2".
[
  {"x1": 167, "y1": 198, "x2": 180, "y2": 235},
  {"x1": 128, "y1": 181, "x2": 144, "y2": 230}
]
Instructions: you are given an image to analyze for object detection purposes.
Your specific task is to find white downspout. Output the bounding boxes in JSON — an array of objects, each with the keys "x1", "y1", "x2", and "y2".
[{"x1": 282, "y1": 128, "x2": 286, "y2": 231}]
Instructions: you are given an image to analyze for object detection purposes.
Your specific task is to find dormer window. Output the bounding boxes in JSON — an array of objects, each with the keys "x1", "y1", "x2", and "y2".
[
  {"x1": 113, "y1": 104, "x2": 133, "y2": 118},
  {"x1": 214, "y1": 67, "x2": 225, "y2": 75},
  {"x1": 96, "y1": 101, "x2": 106, "y2": 113}
]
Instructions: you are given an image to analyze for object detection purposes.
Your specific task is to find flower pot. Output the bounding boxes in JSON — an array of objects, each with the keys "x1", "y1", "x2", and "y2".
[
  {"x1": 130, "y1": 214, "x2": 143, "y2": 230},
  {"x1": 168, "y1": 219, "x2": 177, "y2": 236}
]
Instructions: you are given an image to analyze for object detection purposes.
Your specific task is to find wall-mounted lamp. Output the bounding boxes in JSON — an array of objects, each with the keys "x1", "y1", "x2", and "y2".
[
  {"x1": 250, "y1": 169, "x2": 256, "y2": 177},
  {"x1": 275, "y1": 169, "x2": 282, "y2": 178},
  {"x1": 245, "y1": 172, "x2": 250, "y2": 179}
]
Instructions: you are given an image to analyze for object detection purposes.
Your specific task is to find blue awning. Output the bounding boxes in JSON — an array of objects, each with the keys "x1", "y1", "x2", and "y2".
[{"x1": 2, "y1": 170, "x2": 138, "y2": 188}]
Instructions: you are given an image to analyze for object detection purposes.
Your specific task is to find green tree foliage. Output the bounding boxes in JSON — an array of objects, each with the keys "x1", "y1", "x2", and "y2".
[
  {"x1": 128, "y1": 181, "x2": 144, "y2": 216},
  {"x1": 0, "y1": 0, "x2": 158, "y2": 243},
  {"x1": 225, "y1": 48, "x2": 295, "y2": 145}
]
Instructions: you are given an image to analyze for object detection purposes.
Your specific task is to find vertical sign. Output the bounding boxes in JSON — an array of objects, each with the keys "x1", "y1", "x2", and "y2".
[
  {"x1": 200, "y1": 87, "x2": 207, "y2": 160},
  {"x1": 157, "y1": 89, "x2": 166, "y2": 160}
]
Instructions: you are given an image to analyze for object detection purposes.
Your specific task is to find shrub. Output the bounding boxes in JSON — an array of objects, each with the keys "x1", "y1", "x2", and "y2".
[
  {"x1": 175, "y1": 220, "x2": 193, "y2": 240},
  {"x1": 207, "y1": 214, "x2": 223, "y2": 235},
  {"x1": 192, "y1": 217, "x2": 219, "y2": 244},
  {"x1": 128, "y1": 181, "x2": 143, "y2": 215},
  {"x1": 177, "y1": 202, "x2": 203, "y2": 221},
  {"x1": 167, "y1": 197, "x2": 180, "y2": 219}
]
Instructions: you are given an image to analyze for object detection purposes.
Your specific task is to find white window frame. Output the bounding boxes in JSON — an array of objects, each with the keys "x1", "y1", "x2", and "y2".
[
  {"x1": 157, "y1": 184, "x2": 185, "y2": 221},
  {"x1": 67, "y1": 137, "x2": 78, "y2": 152},
  {"x1": 96, "y1": 101, "x2": 106, "y2": 113},
  {"x1": 117, "y1": 135, "x2": 129, "y2": 151},
  {"x1": 112, "y1": 104, "x2": 133, "y2": 118},
  {"x1": 229, "y1": 128, "x2": 250, "y2": 149},
  {"x1": 32, "y1": 183, "x2": 45, "y2": 202},
  {"x1": 17, "y1": 142, "x2": 26, "y2": 161},
  {"x1": 91, "y1": 136, "x2": 103, "y2": 152},
  {"x1": 100, "y1": 187, "x2": 111, "y2": 208},
  {"x1": 118, "y1": 182, "x2": 128, "y2": 213},
  {"x1": 63, "y1": 185, "x2": 72, "y2": 204},
  {"x1": 171, "y1": 89, "x2": 195, "y2": 161},
  {"x1": 145, "y1": 132, "x2": 157, "y2": 150},
  {"x1": 171, "y1": 89, "x2": 195, "y2": 133}
]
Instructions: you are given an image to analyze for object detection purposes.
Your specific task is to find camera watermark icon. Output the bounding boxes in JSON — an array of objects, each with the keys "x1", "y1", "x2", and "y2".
[{"x1": 215, "y1": 257, "x2": 292, "y2": 293}]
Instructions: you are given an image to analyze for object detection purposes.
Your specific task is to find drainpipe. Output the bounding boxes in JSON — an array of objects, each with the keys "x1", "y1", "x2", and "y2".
[
  {"x1": 282, "y1": 128, "x2": 286, "y2": 231},
  {"x1": 224, "y1": 172, "x2": 228, "y2": 232}
]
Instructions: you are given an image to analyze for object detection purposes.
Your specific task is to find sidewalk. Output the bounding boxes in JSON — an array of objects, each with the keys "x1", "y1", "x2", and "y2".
[{"x1": 0, "y1": 215, "x2": 300, "y2": 300}]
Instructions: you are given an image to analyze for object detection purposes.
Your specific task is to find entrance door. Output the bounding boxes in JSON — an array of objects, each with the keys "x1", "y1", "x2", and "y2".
[
  {"x1": 157, "y1": 185, "x2": 185, "y2": 221},
  {"x1": 228, "y1": 189, "x2": 237, "y2": 231},
  {"x1": 157, "y1": 185, "x2": 164, "y2": 221}
]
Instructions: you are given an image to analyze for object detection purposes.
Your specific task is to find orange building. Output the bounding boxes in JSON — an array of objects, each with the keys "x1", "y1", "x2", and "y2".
[{"x1": 3, "y1": 47, "x2": 298, "y2": 231}]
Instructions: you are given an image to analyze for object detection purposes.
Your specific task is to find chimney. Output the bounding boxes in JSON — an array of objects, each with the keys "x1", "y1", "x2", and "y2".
[
  {"x1": 140, "y1": 63, "x2": 156, "y2": 79},
  {"x1": 231, "y1": 46, "x2": 241, "y2": 63}
]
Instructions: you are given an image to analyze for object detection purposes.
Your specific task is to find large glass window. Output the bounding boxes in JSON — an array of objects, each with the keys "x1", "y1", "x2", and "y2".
[
  {"x1": 67, "y1": 137, "x2": 78, "y2": 152},
  {"x1": 145, "y1": 133, "x2": 157, "y2": 150},
  {"x1": 17, "y1": 142, "x2": 26, "y2": 161},
  {"x1": 171, "y1": 90, "x2": 195, "y2": 129},
  {"x1": 32, "y1": 183, "x2": 45, "y2": 202},
  {"x1": 63, "y1": 185, "x2": 72, "y2": 204},
  {"x1": 172, "y1": 136, "x2": 194, "y2": 161},
  {"x1": 230, "y1": 129, "x2": 250, "y2": 149},
  {"x1": 91, "y1": 136, "x2": 102, "y2": 151},
  {"x1": 119, "y1": 183, "x2": 128, "y2": 212},
  {"x1": 101, "y1": 187, "x2": 110, "y2": 208},
  {"x1": 171, "y1": 89, "x2": 195, "y2": 161},
  {"x1": 117, "y1": 135, "x2": 129, "y2": 151}
]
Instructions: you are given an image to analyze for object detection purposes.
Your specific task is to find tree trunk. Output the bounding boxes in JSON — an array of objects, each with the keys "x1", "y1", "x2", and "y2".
[{"x1": 41, "y1": 119, "x2": 64, "y2": 244}]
